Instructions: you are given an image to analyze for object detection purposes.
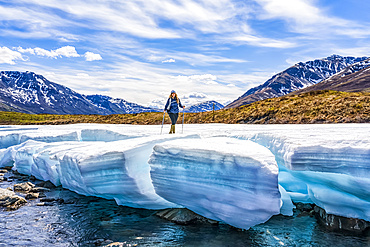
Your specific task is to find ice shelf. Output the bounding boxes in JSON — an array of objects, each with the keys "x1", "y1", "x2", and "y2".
[{"x1": 0, "y1": 123, "x2": 369, "y2": 228}]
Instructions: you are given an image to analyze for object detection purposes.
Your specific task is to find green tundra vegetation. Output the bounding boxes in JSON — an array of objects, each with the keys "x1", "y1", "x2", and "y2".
[{"x1": 0, "y1": 90, "x2": 369, "y2": 125}]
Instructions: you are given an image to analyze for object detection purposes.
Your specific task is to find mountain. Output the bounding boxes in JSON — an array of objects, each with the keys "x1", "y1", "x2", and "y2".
[
  {"x1": 185, "y1": 100, "x2": 224, "y2": 113},
  {"x1": 86, "y1": 95, "x2": 159, "y2": 114},
  {"x1": 0, "y1": 71, "x2": 157, "y2": 115},
  {"x1": 0, "y1": 71, "x2": 102, "y2": 115},
  {"x1": 292, "y1": 58, "x2": 370, "y2": 94},
  {"x1": 226, "y1": 55, "x2": 368, "y2": 108}
]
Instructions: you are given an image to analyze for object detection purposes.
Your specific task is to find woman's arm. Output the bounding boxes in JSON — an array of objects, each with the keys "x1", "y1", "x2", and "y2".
[
  {"x1": 179, "y1": 98, "x2": 185, "y2": 109},
  {"x1": 164, "y1": 98, "x2": 170, "y2": 112}
]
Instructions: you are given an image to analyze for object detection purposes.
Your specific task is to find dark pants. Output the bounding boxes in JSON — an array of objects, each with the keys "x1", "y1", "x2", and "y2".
[{"x1": 168, "y1": 113, "x2": 179, "y2": 125}]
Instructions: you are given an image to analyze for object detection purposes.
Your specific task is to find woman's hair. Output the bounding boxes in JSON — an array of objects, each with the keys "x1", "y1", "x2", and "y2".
[{"x1": 169, "y1": 92, "x2": 179, "y2": 103}]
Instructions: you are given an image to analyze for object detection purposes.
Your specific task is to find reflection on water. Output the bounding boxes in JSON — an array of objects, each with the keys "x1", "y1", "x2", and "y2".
[{"x1": 1, "y1": 174, "x2": 369, "y2": 247}]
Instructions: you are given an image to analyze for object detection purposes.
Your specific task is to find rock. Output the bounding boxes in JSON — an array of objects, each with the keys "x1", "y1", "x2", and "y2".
[
  {"x1": 0, "y1": 188, "x2": 27, "y2": 210},
  {"x1": 156, "y1": 208, "x2": 219, "y2": 225},
  {"x1": 63, "y1": 199, "x2": 75, "y2": 204},
  {"x1": 0, "y1": 169, "x2": 8, "y2": 173},
  {"x1": 38, "y1": 192, "x2": 47, "y2": 198},
  {"x1": 92, "y1": 239, "x2": 114, "y2": 246},
  {"x1": 314, "y1": 206, "x2": 370, "y2": 234},
  {"x1": 13, "y1": 182, "x2": 35, "y2": 193},
  {"x1": 294, "y1": 202, "x2": 315, "y2": 212},
  {"x1": 0, "y1": 177, "x2": 7, "y2": 182},
  {"x1": 36, "y1": 202, "x2": 53, "y2": 207},
  {"x1": 40, "y1": 198, "x2": 63, "y2": 204},
  {"x1": 30, "y1": 187, "x2": 50, "y2": 193},
  {"x1": 36, "y1": 180, "x2": 57, "y2": 189},
  {"x1": 40, "y1": 198, "x2": 56, "y2": 202},
  {"x1": 25, "y1": 192, "x2": 40, "y2": 200},
  {"x1": 294, "y1": 202, "x2": 315, "y2": 217},
  {"x1": 56, "y1": 198, "x2": 64, "y2": 204},
  {"x1": 105, "y1": 242, "x2": 130, "y2": 247}
]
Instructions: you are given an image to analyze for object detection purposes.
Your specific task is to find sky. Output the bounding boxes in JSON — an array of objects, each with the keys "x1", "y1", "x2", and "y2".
[{"x1": 0, "y1": 0, "x2": 369, "y2": 108}]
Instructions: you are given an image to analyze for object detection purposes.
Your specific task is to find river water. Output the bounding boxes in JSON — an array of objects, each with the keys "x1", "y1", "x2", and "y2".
[{"x1": 1, "y1": 171, "x2": 369, "y2": 247}]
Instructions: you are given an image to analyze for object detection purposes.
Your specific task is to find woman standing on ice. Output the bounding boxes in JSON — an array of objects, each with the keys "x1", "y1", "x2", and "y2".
[{"x1": 164, "y1": 90, "x2": 185, "y2": 134}]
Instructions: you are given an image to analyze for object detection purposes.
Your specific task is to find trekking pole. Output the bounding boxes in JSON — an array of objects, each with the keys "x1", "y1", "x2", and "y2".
[
  {"x1": 160, "y1": 111, "x2": 165, "y2": 135},
  {"x1": 182, "y1": 109, "x2": 184, "y2": 134}
]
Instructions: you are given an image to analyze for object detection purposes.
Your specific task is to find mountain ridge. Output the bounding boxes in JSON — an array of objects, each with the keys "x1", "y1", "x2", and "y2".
[
  {"x1": 291, "y1": 58, "x2": 370, "y2": 94},
  {"x1": 226, "y1": 55, "x2": 368, "y2": 108},
  {"x1": 1, "y1": 90, "x2": 368, "y2": 125},
  {"x1": 185, "y1": 100, "x2": 224, "y2": 113},
  {"x1": 0, "y1": 71, "x2": 102, "y2": 115},
  {"x1": 0, "y1": 71, "x2": 223, "y2": 114}
]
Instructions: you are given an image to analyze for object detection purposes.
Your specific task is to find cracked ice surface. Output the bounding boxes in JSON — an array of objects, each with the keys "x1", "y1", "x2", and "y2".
[{"x1": 0, "y1": 123, "x2": 369, "y2": 228}]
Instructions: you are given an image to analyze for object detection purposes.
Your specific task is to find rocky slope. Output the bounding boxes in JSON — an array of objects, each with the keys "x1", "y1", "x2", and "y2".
[
  {"x1": 0, "y1": 71, "x2": 158, "y2": 115},
  {"x1": 292, "y1": 58, "x2": 370, "y2": 94},
  {"x1": 185, "y1": 100, "x2": 224, "y2": 113},
  {"x1": 226, "y1": 55, "x2": 368, "y2": 108},
  {"x1": 85, "y1": 94, "x2": 158, "y2": 114}
]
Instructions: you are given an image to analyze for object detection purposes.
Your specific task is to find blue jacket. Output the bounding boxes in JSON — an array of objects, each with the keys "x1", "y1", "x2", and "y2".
[{"x1": 164, "y1": 97, "x2": 183, "y2": 113}]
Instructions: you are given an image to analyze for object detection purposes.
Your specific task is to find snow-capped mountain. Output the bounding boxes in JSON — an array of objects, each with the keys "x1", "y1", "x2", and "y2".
[
  {"x1": 185, "y1": 100, "x2": 224, "y2": 113},
  {"x1": 86, "y1": 95, "x2": 159, "y2": 114},
  {"x1": 294, "y1": 57, "x2": 370, "y2": 94},
  {"x1": 226, "y1": 55, "x2": 369, "y2": 108},
  {"x1": 0, "y1": 71, "x2": 157, "y2": 115}
]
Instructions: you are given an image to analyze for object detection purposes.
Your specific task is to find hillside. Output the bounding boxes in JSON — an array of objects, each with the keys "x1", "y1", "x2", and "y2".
[
  {"x1": 1, "y1": 90, "x2": 368, "y2": 125},
  {"x1": 226, "y1": 55, "x2": 368, "y2": 108}
]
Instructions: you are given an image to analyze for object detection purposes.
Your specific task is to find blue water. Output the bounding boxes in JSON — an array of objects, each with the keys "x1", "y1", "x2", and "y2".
[{"x1": 1, "y1": 172, "x2": 369, "y2": 247}]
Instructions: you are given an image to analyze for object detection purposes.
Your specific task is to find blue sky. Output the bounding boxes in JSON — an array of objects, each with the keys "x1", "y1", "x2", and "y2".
[{"x1": 0, "y1": 0, "x2": 369, "y2": 108}]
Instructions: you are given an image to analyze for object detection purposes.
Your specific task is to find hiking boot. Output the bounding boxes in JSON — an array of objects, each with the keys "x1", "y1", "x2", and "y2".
[{"x1": 169, "y1": 125, "x2": 175, "y2": 134}]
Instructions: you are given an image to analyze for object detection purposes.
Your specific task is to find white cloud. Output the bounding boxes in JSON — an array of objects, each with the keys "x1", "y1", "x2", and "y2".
[
  {"x1": 0, "y1": 46, "x2": 23, "y2": 64},
  {"x1": 6, "y1": 0, "x2": 181, "y2": 39},
  {"x1": 254, "y1": 0, "x2": 370, "y2": 38},
  {"x1": 147, "y1": 54, "x2": 163, "y2": 62},
  {"x1": 148, "y1": 98, "x2": 165, "y2": 109},
  {"x1": 33, "y1": 48, "x2": 59, "y2": 58},
  {"x1": 17, "y1": 46, "x2": 80, "y2": 59},
  {"x1": 329, "y1": 46, "x2": 370, "y2": 58},
  {"x1": 256, "y1": 0, "x2": 322, "y2": 24},
  {"x1": 181, "y1": 92, "x2": 210, "y2": 106},
  {"x1": 176, "y1": 74, "x2": 218, "y2": 85},
  {"x1": 16, "y1": 47, "x2": 36, "y2": 55},
  {"x1": 2, "y1": 0, "x2": 292, "y2": 48},
  {"x1": 162, "y1": 58, "x2": 175, "y2": 63},
  {"x1": 232, "y1": 34, "x2": 296, "y2": 48},
  {"x1": 76, "y1": 73, "x2": 90, "y2": 78},
  {"x1": 183, "y1": 92, "x2": 208, "y2": 99},
  {"x1": 136, "y1": 49, "x2": 247, "y2": 67},
  {"x1": 55, "y1": 46, "x2": 80, "y2": 57},
  {"x1": 84, "y1": 51, "x2": 102, "y2": 61}
]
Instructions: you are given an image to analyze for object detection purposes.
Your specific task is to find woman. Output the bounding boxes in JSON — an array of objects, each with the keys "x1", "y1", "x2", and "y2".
[{"x1": 164, "y1": 90, "x2": 185, "y2": 134}]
